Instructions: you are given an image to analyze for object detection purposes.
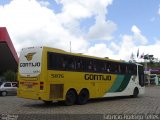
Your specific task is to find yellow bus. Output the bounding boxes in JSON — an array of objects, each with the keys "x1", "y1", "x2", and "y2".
[{"x1": 17, "y1": 46, "x2": 145, "y2": 105}]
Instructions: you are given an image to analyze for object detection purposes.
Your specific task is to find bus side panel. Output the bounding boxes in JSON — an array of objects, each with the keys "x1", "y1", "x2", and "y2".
[
  {"x1": 47, "y1": 70, "x2": 117, "y2": 100},
  {"x1": 103, "y1": 74, "x2": 145, "y2": 97}
]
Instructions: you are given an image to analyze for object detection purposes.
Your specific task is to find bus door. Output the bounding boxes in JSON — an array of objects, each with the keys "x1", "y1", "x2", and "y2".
[{"x1": 138, "y1": 66, "x2": 145, "y2": 87}]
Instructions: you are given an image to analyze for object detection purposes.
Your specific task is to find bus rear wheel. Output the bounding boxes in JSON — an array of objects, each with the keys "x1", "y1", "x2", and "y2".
[
  {"x1": 65, "y1": 90, "x2": 77, "y2": 106},
  {"x1": 77, "y1": 89, "x2": 89, "y2": 105}
]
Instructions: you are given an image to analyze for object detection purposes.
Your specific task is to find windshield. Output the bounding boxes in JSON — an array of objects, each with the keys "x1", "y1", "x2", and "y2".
[{"x1": 19, "y1": 47, "x2": 43, "y2": 77}]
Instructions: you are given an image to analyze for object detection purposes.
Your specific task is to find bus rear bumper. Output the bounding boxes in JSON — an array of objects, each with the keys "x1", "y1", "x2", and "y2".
[
  {"x1": 17, "y1": 90, "x2": 64, "y2": 101},
  {"x1": 17, "y1": 90, "x2": 48, "y2": 100}
]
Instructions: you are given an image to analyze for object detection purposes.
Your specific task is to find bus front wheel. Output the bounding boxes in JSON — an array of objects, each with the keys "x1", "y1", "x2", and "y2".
[
  {"x1": 65, "y1": 90, "x2": 77, "y2": 106},
  {"x1": 132, "y1": 87, "x2": 139, "y2": 98},
  {"x1": 77, "y1": 89, "x2": 89, "y2": 105}
]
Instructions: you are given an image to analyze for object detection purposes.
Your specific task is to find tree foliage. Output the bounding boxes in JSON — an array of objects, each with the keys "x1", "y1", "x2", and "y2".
[{"x1": 3, "y1": 70, "x2": 17, "y2": 82}]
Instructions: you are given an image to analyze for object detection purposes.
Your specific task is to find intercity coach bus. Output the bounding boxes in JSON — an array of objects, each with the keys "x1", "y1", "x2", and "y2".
[{"x1": 17, "y1": 46, "x2": 145, "y2": 105}]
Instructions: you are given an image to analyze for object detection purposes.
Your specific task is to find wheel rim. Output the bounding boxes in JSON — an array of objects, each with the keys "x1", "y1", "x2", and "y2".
[{"x1": 2, "y1": 91, "x2": 7, "y2": 96}]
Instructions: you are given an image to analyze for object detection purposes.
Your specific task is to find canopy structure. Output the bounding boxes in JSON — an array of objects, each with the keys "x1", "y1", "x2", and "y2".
[{"x1": 0, "y1": 27, "x2": 18, "y2": 75}]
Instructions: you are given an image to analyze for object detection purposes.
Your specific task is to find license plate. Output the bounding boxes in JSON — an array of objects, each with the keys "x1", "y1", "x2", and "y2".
[{"x1": 27, "y1": 85, "x2": 33, "y2": 88}]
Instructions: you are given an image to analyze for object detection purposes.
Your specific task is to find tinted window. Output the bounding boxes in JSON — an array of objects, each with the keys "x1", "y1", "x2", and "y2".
[
  {"x1": 128, "y1": 64, "x2": 137, "y2": 75},
  {"x1": 120, "y1": 64, "x2": 127, "y2": 74},
  {"x1": 12, "y1": 83, "x2": 18, "y2": 87},
  {"x1": 138, "y1": 66, "x2": 145, "y2": 87},
  {"x1": 4, "y1": 83, "x2": 11, "y2": 87},
  {"x1": 47, "y1": 52, "x2": 137, "y2": 75},
  {"x1": 0, "y1": 82, "x2": 3, "y2": 86}
]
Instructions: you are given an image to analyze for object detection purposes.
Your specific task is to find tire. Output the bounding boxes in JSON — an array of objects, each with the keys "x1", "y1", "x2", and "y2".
[
  {"x1": 132, "y1": 88, "x2": 139, "y2": 98},
  {"x1": 77, "y1": 89, "x2": 89, "y2": 105},
  {"x1": 65, "y1": 90, "x2": 77, "y2": 106},
  {"x1": 1, "y1": 91, "x2": 7, "y2": 96}
]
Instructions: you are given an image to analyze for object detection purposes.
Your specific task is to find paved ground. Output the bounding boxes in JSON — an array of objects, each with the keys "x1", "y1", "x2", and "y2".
[{"x1": 0, "y1": 86, "x2": 160, "y2": 120}]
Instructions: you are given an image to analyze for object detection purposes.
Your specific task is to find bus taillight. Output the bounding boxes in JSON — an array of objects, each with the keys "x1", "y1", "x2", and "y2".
[{"x1": 40, "y1": 82, "x2": 44, "y2": 90}]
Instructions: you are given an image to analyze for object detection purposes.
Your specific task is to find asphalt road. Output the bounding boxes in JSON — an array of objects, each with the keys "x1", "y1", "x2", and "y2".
[{"x1": 0, "y1": 86, "x2": 160, "y2": 120}]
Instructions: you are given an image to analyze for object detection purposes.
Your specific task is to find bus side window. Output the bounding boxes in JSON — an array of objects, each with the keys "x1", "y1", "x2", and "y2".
[
  {"x1": 128, "y1": 64, "x2": 137, "y2": 75},
  {"x1": 120, "y1": 64, "x2": 126, "y2": 74},
  {"x1": 93, "y1": 60, "x2": 98, "y2": 72},
  {"x1": 105, "y1": 63, "x2": 110, "y2": 73},
  {"x1": 48, "y1": 52, "x2": 59, "y2": 70},
  {"x1": 77, "y1": 61, "x2": 81, "y2": 69},
  {"x1": 76, "y1": 58, "x2": 83, "y2": 71},
  {"x1": 102, "y1": 62, "x2": 106, "y2": 72},
  {"x1": 112, "y1": 63, "x2": 119, "y2": 73},
  {"x1": 88, "y1": 61, "x2": 93, "y2": 71},
  {"x1": 109, "y1": 63, "x2": 115, "y2": 73},
  {"x1": 68, "y1": 59, "x2": 75, "y2": 70},
  {"x1": 47, "y1": 52, "x2": 52, "y2": 69},
  {"x1": 103, "y1": 62, "x2": 110, "y2": 73},
  {"x1": 128, "y1": 65, "x2": 131, "y2": 74},
  {"x1": 114, "y1": 64, "x2": 119, "y2": 73},
  {"x1": 55, "y1": 54, "x2": 58, "y2": 69},
  {"x1": 97, "y1": 61, "x2": 104, "y2": 73},
  {"x1": 118, "y1": 64, "x2": 121, "y2": 73},
  {"x1": 61, "y1": 57, "x2": 67, "y2": 69},
  {"x1": 128, "y1": 65, "x2": 134, "y2": 74}
]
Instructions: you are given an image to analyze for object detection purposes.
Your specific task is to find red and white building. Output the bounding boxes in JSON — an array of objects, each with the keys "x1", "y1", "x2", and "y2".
[{"x1": 0, "y1": 27, "x2": 18, "y2": 75}]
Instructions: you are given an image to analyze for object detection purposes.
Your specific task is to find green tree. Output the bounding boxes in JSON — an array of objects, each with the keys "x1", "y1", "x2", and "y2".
[
  {"x1": 141, "y1": 54, "x2": 160, "y2": 69},
  {"x1": 3, "y1": 70, "x2": 17, "y2": 82},
  {"x1": 144, "y1": 54, "x2": 154, "y2": 63}
]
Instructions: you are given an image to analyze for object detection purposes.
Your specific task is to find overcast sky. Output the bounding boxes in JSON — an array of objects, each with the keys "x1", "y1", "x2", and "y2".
[{"x1": 0, "y1": 0, "x2": 160, "y2": 61}]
